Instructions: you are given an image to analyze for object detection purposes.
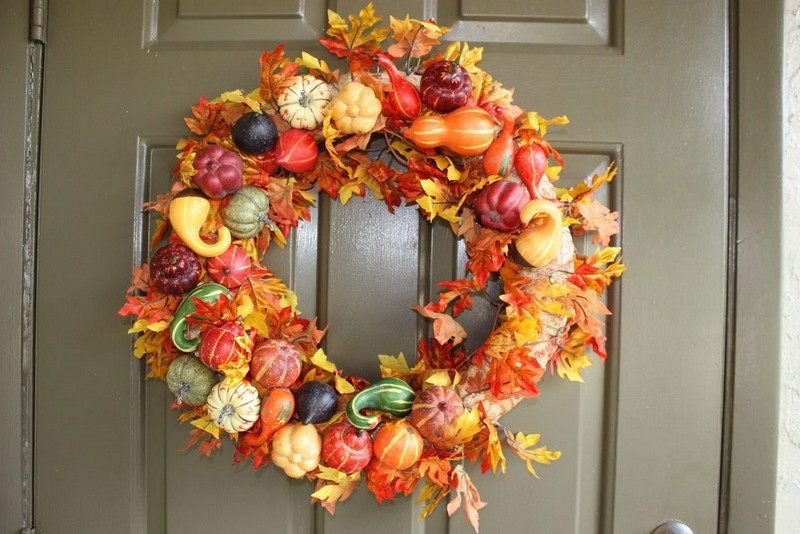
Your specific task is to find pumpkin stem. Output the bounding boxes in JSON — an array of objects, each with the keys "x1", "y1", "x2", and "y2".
[
  {"x1": 176, "y1": 382, "x2": 190, "y2": 405},
  {"x1": 216, "y1": 404, "x2": 235, "y2": 425}
]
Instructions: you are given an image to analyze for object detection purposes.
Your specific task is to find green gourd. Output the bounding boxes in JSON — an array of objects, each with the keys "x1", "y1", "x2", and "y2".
[
  {"x1": 223, "y1": 186, "x2": 270, "y2": 239},
  {"x1": 345, "y1": 377, "x2": 416, "y2": 430},
  {"x1": 165, "y1": 355, "x2": 218, "y2": 406},
  {"x1": 169, "y1": 283, "x2": 231, "y2": 352}
]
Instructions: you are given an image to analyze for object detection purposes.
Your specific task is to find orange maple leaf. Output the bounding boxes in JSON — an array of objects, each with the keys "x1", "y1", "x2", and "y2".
[
  {"x1": 259, "y1": 44, "x2": 300, "y2": 105},
  {"x1": 573, "y1": 197, "x2": 620, "y2": 246}
]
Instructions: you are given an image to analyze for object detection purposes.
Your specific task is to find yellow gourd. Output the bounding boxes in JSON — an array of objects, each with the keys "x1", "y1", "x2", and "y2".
[
  {"x1": 270, "y1": 423, "x2": 321, "y2": 478},
  {"x1": 515, "y1": 199, "x2": 563, "y2": 268},
  {"x1": 329, "y1": 81, "x2": 382, "y2": 134},
  {"x1": 169, "y1": 190, "x2": 231, "y2": 257}
]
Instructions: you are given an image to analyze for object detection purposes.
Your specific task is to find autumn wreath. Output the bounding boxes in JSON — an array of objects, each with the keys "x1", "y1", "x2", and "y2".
[{"x1": 119, "y1": 4, "x2": 623, "y2": 532}]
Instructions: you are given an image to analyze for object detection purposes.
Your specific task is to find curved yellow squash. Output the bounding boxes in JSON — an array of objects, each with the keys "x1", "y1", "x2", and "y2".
[
  {"x1": 516, "y1": 199, "x2": 563, "y2": 268},
  {"x1": 169, "y1": 194, "x2": 231, "y2": 257}
]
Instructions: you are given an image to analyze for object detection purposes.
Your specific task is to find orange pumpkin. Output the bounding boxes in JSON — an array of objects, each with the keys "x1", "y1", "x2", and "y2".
[
  {"x1": 404, "y1": 106, "x2": 496, "y2": 156},
  {"x1": 372, "y1": 420, "x2": 423, "y2": 470}
]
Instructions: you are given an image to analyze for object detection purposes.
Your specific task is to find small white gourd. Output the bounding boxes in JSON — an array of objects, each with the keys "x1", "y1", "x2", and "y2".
[
  {"x1": 206, "y1": 382, "x2": 261, "y2": 433},
  {"x1": 276, "y1": 75, "x2": 333, "y2": 130}
]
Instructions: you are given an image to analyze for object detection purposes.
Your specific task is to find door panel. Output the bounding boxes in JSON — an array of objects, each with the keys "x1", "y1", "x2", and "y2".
[{"x1": 36, "y1": 1, "x2": 728, "y2": 533}]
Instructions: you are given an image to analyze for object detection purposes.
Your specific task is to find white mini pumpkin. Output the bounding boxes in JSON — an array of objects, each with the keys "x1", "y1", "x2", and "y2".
[
  {"x1": 206, "y1": 382, "x2": 261, "y2": 433},
  {"x1": 276, "y1": 75, "x2": 333, "y2": 130}
]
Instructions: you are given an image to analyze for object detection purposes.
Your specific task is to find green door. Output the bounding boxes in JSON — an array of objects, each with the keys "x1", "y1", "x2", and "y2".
[{"x1": 35, "y1": 1, "x2": 729, "y2": 532}]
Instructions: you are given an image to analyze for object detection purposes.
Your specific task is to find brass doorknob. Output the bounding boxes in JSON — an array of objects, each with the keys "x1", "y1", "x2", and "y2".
[{"x1": 651, "y1": 520, "x2": 693, "y2": 534}]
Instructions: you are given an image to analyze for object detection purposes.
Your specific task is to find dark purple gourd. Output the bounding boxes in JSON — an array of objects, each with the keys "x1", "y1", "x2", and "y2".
[
  {"x1": 149, "y1": 243, "x2": 201, "y2": 294},
  {"x1": 231, "y1": 112, "x2": 278, "y2": 155},
  {"x1": 295, "y1": 380, "x2": 338, "y2": 424},
  {"x1": 419, "y1": 61, "x2": 473, "y2": 113}
]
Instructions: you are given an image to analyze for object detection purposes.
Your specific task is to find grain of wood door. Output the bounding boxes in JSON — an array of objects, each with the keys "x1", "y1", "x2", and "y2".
[{"x1": 35, "y1": 1, "x2": 729, "y2": 532}]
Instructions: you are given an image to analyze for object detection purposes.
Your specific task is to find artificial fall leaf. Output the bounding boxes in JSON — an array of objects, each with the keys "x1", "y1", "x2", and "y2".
[
  {"x1": 378, "y1": 352, "x2": 426, "y2": 382},
  {"x1": 417, "y1": 480, "x2": 451, "y2": 519},
  {"x1": 447, "y1": 465, "x2": 486, "y2": 534},
  {"x1": 416, "y1": 453, "x2": 454, "y2": 489},
  {"x1": 465, "y1": 228, "x2": 513, "y2": 286},
  {"x1": 477, "y1": 405, "x2": 506, "y2": 474},
  {"x1": 365, "y1": 461, "x2": 420, "y2": 503},
  {"x1": 294, "y1": 51, "x2": 339, "y2": 83},
  {"x1": 387, "y1": 16, "x2": 450, "y2": 59},
  {"x1": 443, "y1": 42, "x2": 484, "y2": 74},
  {"x1": 319, "y1": 3, "x2": 388, "y2": 67},
  {"x1": 217, "y1": 89, "x2": 262, "y2": 113},
  {"x1": 563, "y1": 286, "x2": 610, "y2": 344},
  {"x1": 416, "y1": 179, "x2": 460, "y2": 223},
  {"x1": 417, "y1": 338, "x2": 468, "y2": 370},
  {"x1": 259, "y1": 43, "x2": 300, "y2": 104},
  {"x1": 556, "y1": 164, "x2": 617, "y2": 204},
  {"x1": 184, "y1": 96, "x2": 227, "y2": 137},
  {"x1": 553, "y1": 329, "x2": 594, "y2": 382},
  {"x1": 310, "y1": 348, "x2": 337, "y2": 373},
  {"x1": 412, "y1": 305, "x2": 467, "y2": 346},
  {"x1": 520, "y1": 112, "x2": 570, "y2": 137},
  {"x1": 190, "y1": 415, "x2": 221, "y2": 439},
  {"x1": 181, "y1": 428, "x2": 222, "y2": 457},
  {"x1": 570, "y1": 248, "x2": 625, "y2": 292},
  {"x1": 312, "y1": 467, "x2": 360, "y2": 515},
  {"x1": 503, "y1": 429, "x2": 561, "y2": 478},
  {"x1": 485, "y1": 345, "x2": 545, "y2": 400},
  {"x1": 436, "y1": 407, "x2": 482, "y2": 447},
  {"x1": 573, "y1": 197, "x2": 621, "y2": 246}
]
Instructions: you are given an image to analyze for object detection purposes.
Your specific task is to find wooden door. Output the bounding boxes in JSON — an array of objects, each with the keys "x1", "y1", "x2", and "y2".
[{"x1": 35, "y1": 1, "x2": 729, "y2": 533}]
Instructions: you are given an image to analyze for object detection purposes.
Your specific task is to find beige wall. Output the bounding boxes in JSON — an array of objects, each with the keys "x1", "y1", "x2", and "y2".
[{"x1": 779, "y1": 1, "x2": 800, "y2": 532}]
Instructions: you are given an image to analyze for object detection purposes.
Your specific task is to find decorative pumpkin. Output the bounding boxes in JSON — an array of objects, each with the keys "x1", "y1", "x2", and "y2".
[
  {"x1": 206, "y1": 381, "x2": 261, "y2": 433},
  {"x1": 223, "y1": 185, "x2": 270, "y2": 239},
  {"x1": 514, "y1": 144, "x2": 548, "y2": 198},
  {"x1": 276, "y1": 75, "x2": 333, "y2": 130},
  {"x1": 515, "y1": 199, "x2": 564, "y2": 268},
  {"x1": 249, "y1": 339, "x2": 302, "y2": 389},
  {"x1": 198, "y1": 321, "x2": 251, "y2": 371},
  {"x1": 240, "y1": 388, "x2": 295, "y2": 448},
  {"x1": 374, "y1": 53, "x2": 422, "y2": 120},
  {"x1": 149, "y1": 243, "x2": 201, "y2": 294},
  {"x1": 206, "y1": 245, "x2": 251, "y2": 288},
  {"x1": 274, "y1": 129, "x2": 319, "y2": 173},
  {"x1": 409, "y1": 386, "x2": 464, "y2": 448},
  {"x1": 404, "y1": 106, "x2": 496, "y2": 156},
  {"x1": 169, "y1": 283, "x2": 231, "y2": 352},
  {"x1": 329, "y1": 81, "x2": 383, "y2": 135},
  {"x1": 474, "y1": 181, "x2": 531, "y2": 232},
  {"x1": 165, "y1": 355, "x2": 217, "y2": 406},
  {"x1": 420, "y1": 60, "x2": 473, "y2": 112},
  {"x1": 321, "y1": 421, "x2": 373, "y2": 474},
  {"x1": 192, "y1": 145, "x2": 243, "y2": 199},
  {"x1": 372, "y1": 420, "x2": 423, "y2": 470},
  {"x1": 231, "y1": 112, "x2": 278, "y2": 155},
  {"x1": 271, "y1": 423, "x2": 322, "y2": 478},
  {"x1": 345, "y1": 377, "x2": 415, "y2": 430},
  {"x1": 169, "y1": 189, "x2": 232, "y2": 257},
  {"x1": 295, "y1": 380, "x2": 339, "y2": 424}
]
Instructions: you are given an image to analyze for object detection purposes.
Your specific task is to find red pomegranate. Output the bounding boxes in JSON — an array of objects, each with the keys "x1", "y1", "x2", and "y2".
[
  {"x1": 249, "y1": 339, "x2": 302, "y2": 388},
  {"x1": 419, "y1": 60, "x2": 473, "y2": 113},
  {"x1": 321, "y1": 421, "x2": 373, "y2": 473},
  {"x1": 274, "y1": 129, "x2": 318, "y2": 173},
  {"x1": 410, "y1": 386, "x2": 464, "y2": 448},
  {"x1": 514, "y1": 144, "x2": 548, "y2": 198},
  {"x1": 474, "y1": 181, "x2": 531, "y2": 232},
  {"x1": 149, "y1": 243, "x2": 201, "y2": 294},
  {"x1": 199, "y1": 321, "x2": 250, "y2": 370},
  {"x1": 206, "y1": 245, "x2": 251, "y2": 288},
  {"x1": 192, "y1": 145, "x2": 244, "y2": 199}
]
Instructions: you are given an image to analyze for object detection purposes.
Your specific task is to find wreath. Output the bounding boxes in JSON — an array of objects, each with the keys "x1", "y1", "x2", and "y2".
[{"x1": 119, "y1": 4, "x2": 624, "y2": 531}]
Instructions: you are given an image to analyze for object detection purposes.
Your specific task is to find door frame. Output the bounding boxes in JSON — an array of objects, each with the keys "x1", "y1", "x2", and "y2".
[{"x1": 0, "y1": 0, "x2": 783, "y2": 532}]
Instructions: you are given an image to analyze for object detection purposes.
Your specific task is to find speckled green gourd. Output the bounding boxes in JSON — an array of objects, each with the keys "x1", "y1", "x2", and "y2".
[
  {"x1": 166, "y1": 355, "x2": 218, "y2": 406},
  {"x1": 223, "y1": 185, "x2": 270, "y2": 238}
]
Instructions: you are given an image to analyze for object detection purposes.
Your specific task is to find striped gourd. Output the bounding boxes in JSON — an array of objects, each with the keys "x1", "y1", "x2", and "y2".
[
  {"x1": 404, "y1": 106, "x2": 496, "y2": 156},
  {"x1": 169, "y1": 282, "x2": 231, "y2": 352},
  {"x1": 345, "y1": 377, "x2": 416, "y2": 429}
]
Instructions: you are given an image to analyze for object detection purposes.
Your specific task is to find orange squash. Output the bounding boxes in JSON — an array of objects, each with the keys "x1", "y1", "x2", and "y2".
[
  {"x1": 404, "y1": 106, "x2": 496, "y2": 156},
  {"x1": 239, "y1": 387, "x2": 295, "y2": 448},
  {"x1": 372, "y1": 420, "x2": 423, "y2": 470},
  {"x1": 515, "y1": 199, "x2": 564, "y2": 267}
]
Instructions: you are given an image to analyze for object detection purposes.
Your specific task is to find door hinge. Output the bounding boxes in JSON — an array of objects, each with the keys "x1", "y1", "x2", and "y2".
[{"x1": 30, "y1": 0, "x2": 47, "y2": 44}]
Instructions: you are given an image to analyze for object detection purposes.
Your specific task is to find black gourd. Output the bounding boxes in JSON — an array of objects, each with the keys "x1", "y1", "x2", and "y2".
[{"x1": 295, "y1": 381, "x2": 338, "y2": 424}]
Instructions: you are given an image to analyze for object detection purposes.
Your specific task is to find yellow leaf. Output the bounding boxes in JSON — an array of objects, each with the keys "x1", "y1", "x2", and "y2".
[
  {"x1": 593, "y1": 246, "x2": 621, "y2": 264},
  {"x1": 443, "y1": 42, "x2": 483, "y2": 73},
  {"x1": 235, "y1": 293, "x2": 254, "y2": 319},
  {"x1": 545, "y1": 165, "x2": 563, "y2": 181},
  {"x1": 334, "y1": 375, "x2": 355, "y2": 394},
  {"x1": 191, "y1": 416, "x2": 221, "y2": 440},
  {"x1": 311, "y1": 348, "x2": 337, "y2": 373},
  {"x1": 416, "y1": 179, "x2": 460, "y2": 223},
  {"x1": 217, "y1": 89, "x2": 262, "y2": 113},
  {"x1": 503, "y1": 429, "x2": 561, "y2": 478},
  {"x1": 424, "y1": 369, "x2": 461, "y2": 387},
  {"x1": 242, "y1": 307, "x2": 269, "y2": 338},
  {"x1": 521, "y1": 112, "x2": 569, "y2": 136},
  {"x1": 378, "y1": 353, "x2": 411, "y2": 375}
]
